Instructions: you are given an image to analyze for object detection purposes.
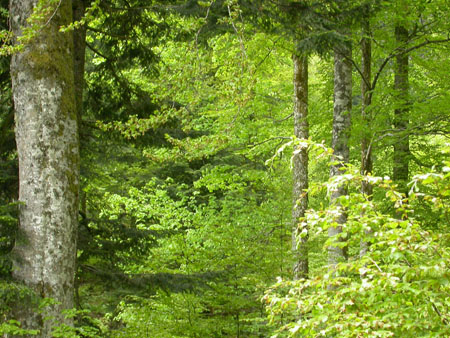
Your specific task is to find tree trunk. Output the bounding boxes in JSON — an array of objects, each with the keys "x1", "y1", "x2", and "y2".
[
  {"x1": 360, "y1": 14, "x2": 373, "y2": 257},
  {"x1": 10, "y1": 0, "x2": 79, "y2": 336},
  {"x1": 393, "y1": 25, "x2": 410, "y2": 195},
  {"x1": 328, "y1": 37, "x2": 352, "y2": 269},
  {"x1": 292, "y1": 53, "x2": 309, "y2": 280}
]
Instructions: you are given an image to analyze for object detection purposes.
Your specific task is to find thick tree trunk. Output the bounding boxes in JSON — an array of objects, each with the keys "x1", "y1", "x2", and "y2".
[
  {"x1": 393, "y1": 25, "x2": 410, "y2": 195},
  {"x1": 360, "y1": 15, "x2": 373, "y2": 257},
  {"x1": 292, "y1": 53, "x2": 309, "y2": 280},
  {"x1": 329, "y1": 38, "x2": 352, "y2": 269},
  {"x1": 10, "y1": 0, "x2": 79, "y2": 336}
]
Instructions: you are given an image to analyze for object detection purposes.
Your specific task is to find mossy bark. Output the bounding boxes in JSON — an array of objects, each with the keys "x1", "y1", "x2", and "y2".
[
  {"x1": 10, "y1": 0, "x2": 79, "y2": 336},
  {"x1": 393, "y1": 25, "x2": 410, "y2": 196},
  {"x1": 292, "y1": 53, "x2": 309, "y2": 280},
  {"x1": 329, "y1": 36, "x2": 352, "y2": 270}
]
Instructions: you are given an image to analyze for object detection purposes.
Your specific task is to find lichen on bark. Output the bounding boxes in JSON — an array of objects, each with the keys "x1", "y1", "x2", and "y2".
[
  {"x1": 10, "y1": 0, "x2": 79, "y2": 336},
  {"x1": 328, "y1": 37, "x2": 352, "y2": 270}
]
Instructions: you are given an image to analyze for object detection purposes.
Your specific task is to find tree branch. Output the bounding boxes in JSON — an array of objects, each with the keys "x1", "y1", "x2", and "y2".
[
  {"x1": 86, "y1": 41, "x2": 111, "y2": 60},
  {"x1": 372, "y1": 37, "x2": 450, "y2": 91}
]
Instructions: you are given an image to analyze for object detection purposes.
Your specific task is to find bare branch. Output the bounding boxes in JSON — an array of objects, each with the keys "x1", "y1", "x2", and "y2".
[{"x1": 372, "y1": 38, "x2": 450, "y2": 91}]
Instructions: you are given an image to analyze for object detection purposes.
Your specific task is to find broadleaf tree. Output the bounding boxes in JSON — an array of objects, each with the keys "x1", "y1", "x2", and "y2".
[{"x1": 9, "y1": 0, "x2": 79, "y2": 335}]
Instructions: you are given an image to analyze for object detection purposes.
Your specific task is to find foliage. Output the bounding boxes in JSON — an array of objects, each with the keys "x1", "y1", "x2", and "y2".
[
  {"x1": 75, "y1": 6, "x2": 299, "y2": 335},
  {"x1": 265, "y1": 158, "x2": 450, "y2": 337},
  {"x1": 1, "y1": 0, "x2": 450, "y2": 336}
]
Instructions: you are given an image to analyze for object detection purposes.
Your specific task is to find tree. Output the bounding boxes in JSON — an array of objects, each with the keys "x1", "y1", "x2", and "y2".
[
  {"x1": 264, "y1": 161, "x2": 450, "y2": 337},
  {"x1": 359, "y1": 4, "x2": 373, "y2": 256},
  {"x1": 10, "y1": 0, "x2": 79, "y2": 335},
  {"x1": 0, "y1": 0, "x2": 449, "y2": 336},
  {"x1": 70, "y1": 4, "x2": 293, "y2": 335},
  {"x1": 360, "y1": 6, "x2": 372, "y2": 196},
  {"x1": 292, "y1": 52, "x2": 309, "y2": 279},
  {"x1": 393, "y1": 22, "x2": 410, "y2": 195},
  {"x1": 328, "y1": 30, "x2": 351, "y2": 268}
]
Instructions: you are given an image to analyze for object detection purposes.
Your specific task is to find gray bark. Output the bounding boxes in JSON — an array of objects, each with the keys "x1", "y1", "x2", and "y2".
[
  {"x1": 393, "y1": 25, "x2": 410, "y2": 195},
  {"x1": 328, "y1": 38, "x2": 352, "y2": 269},
  {"x1": 360, "y1": 15, "x2": 373, "y2": 257},
  {"x1": 292, "y1": 53, "x2": 309, "y2": 280},
  {"x1": 10, "y1": 0, "x2": 79, "y2": 336}
]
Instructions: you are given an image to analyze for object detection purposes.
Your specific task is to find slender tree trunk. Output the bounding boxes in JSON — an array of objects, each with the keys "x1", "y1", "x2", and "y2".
[
  {"x1": 292, "y1": 53, "x2": 309, "y2": 280},
  {"x1": 393, "y1": 25, "x2": 410, "y2": 195},
  {"x1": 328, "y1": 37, "x2": 352, "y2": 269},
  {"x1": 360, "y1": 14, "x2": 373, "y2": 257},
  {"x1": 10, "y1": 0, "x2": 79, "y2": 336}
]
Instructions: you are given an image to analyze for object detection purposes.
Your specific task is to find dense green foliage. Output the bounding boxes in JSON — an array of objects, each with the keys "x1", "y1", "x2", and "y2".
[
  {"x1": 0, "y1": 0, "x2": 449, "y2": 337},
  {"x1": 265, "y1": 152, "x2": 450, "y2": 337}
]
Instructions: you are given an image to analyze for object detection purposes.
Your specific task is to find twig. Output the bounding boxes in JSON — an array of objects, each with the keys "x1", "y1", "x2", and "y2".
[
  {"x1": 274, "y1": 112, "x2": 294, "y2": 123},
  {"x1": 195, "y1": 1, "x2": 214, "y2": 47},
  {"x1": 372, "y1": 37, "x2": 450, "y2": 92},
  {"x1": 367, "y1": 256, "x2": 383, "y2": 273},
  {"x1": 227, "y1": 4, "x2": 247, "y2": 60},
  {"x1": 431, "y1": 300, "x2": 450, "y2": 325},
  {"x1": 86, "y1": 41, "x2": 111, "y2": 60},
  {"x1": 43, "y1": 0, "x2": 63, "y2": 27},
  {"x1": 247, "y1": 136, "x2": 291, "y2": 149}
]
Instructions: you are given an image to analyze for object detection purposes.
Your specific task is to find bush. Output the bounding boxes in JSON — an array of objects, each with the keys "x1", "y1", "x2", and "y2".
[{"x1": 264, "y1": 162, "x2": 450, "y2": 337}]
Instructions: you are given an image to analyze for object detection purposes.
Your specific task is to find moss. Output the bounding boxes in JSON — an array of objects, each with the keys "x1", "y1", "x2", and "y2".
[
  {"x1": 66, "y1": 166, "x2": 79, "y2": 198},
  {"x1": 24, "y1": 0, "x2": 77, "y2": 121},
  {"x1": 10, "y1": 2, "x2": 80, "y2": 335}
]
